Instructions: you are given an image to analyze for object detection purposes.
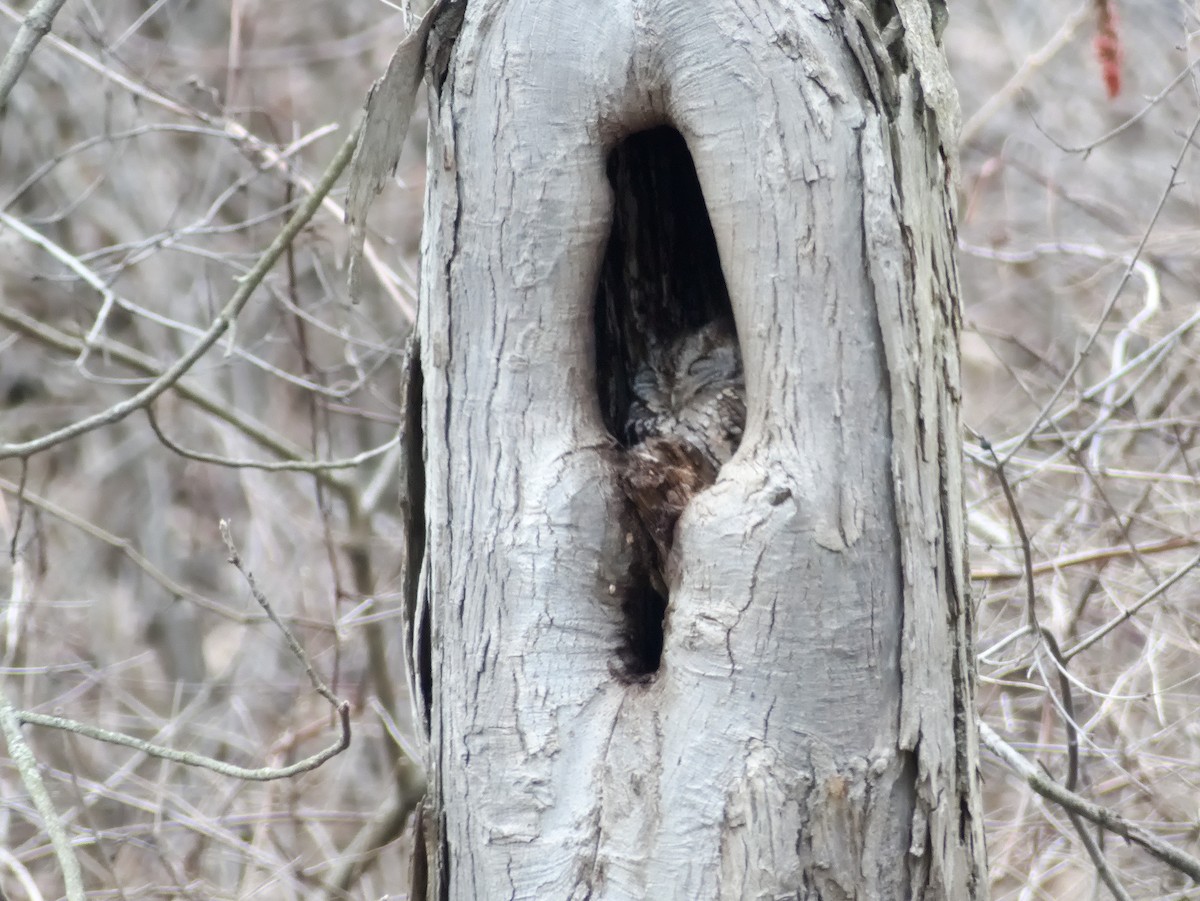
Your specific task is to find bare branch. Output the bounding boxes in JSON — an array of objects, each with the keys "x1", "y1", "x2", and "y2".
[
  {"x1": 979, "y1": 721, "x2": 1200, "y2": 883},
  {"x1": 0, "y1": 475, "x2": 343, "y2": 626},
  {"x1": 0, "y1": 0, "x2": 68, "y2": 108},
  {"x1": 14, "y1": 706, "x2": 350, "y2": 782},
  {"x1": 9, "y1": 523, "x2": 353, "y2": 783},
  {"x1": 0, "y1": 692, "x2": 85, "y2": 901},
  {"x1": 219, "y1": 519, "x2": 342, "y2": 709},
  {"x1": 1064, "y1": 549, "x2": 1200, "y2": 662},
  {"x1": 971, "y1": 535, "x2": 1198, "y2": 582},
  {"x1": 0, "y1": 122, "x2": 361, "y2": 460},
  {"x1": 959, "y1": 3, "x2": 1090, "y2": 147},
  {"x1": 0, "y1": 847, "x2": 45, "y2": 901},
  {"x1": 0, "y1": 1, "x2": 415, "y2": 318},
  {"x1": 0, "y1": 304, "x2": 355, "y2": 500},
  {"x1": 998, "y1": 110, "x2": 1200, "y2": 466},
  {"x1": 146, "y1": 405, "x2": 402, "y2": 473}
]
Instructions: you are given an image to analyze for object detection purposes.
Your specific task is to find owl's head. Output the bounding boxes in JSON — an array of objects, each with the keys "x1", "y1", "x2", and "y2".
[
  {"x1": 670, "y1": 319, "x2": 740, "y2": 390},
  {"x1": 639, "y1": 318, "x2": 740, "y2": 395}
]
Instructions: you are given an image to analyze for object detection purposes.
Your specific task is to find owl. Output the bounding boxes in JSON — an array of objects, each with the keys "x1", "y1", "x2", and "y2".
[{"x1": 622, "y1": 319, "x2": 745, "y2": 592}]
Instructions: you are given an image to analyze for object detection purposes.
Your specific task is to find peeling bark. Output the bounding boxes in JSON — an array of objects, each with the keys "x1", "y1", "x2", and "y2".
[{"x1": 409, "y1": 0, "x2": 986, "y2": 897}]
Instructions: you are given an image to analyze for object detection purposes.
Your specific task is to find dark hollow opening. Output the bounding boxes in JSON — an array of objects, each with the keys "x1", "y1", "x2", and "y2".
[{"x1": 594, "y1": 125, "x2": 737, "y2": 680}]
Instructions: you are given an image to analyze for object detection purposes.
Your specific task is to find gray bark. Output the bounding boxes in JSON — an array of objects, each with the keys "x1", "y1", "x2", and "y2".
[{"x1": 406, "y1": 0, "x2": 986, "y2": 898}]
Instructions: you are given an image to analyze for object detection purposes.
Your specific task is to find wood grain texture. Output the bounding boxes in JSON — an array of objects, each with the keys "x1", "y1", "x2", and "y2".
[{"x1": 411, "y1": 0, "x2": 985, "y2": 897}]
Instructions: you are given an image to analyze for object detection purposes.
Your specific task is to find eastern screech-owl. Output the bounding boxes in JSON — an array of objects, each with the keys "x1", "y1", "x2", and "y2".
[{"x1": 622, "y1": 319, "x2": 745, "y2": 591}]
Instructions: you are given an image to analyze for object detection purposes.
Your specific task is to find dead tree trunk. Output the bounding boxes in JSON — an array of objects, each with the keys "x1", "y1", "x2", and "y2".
[{"x1": 404, "y1": 0, "x2": 986, "y2": 897}]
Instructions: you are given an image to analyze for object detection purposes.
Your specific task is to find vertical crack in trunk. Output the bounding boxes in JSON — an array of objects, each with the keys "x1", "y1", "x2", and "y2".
[
  {"x1": 594, "y1": 126, "x2": 742, "y2": 680},
  {"x1": 401, "y1": 335, "x2": 431, "y2": 731}
]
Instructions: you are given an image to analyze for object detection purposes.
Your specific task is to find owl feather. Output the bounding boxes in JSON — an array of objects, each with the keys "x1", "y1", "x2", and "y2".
[{"x1": 621, "y1": 319, "x2": 745, "y2": 591}]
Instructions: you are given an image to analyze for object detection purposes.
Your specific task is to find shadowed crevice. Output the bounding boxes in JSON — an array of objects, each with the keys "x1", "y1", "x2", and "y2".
[{"x1": 593, "y1": 125, "x2": 735, "y2": 680}]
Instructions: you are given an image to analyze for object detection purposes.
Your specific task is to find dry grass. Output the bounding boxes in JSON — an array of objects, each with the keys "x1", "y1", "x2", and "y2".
[
  {"x1": 953, "y1": 1, "x2": 1200, "y2": 897},
  {"x1": 1, "y1": 0, "x2": 1199, "y2": 898}
]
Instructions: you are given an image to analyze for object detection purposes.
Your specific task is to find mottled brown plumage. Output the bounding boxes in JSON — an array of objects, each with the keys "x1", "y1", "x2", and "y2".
[{"x1": 621, "y1": 320, "x2": 745, "y2": 591}]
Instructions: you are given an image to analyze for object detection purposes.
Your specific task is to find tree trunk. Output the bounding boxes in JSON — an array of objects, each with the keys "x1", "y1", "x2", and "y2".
[{"x1": 405, "y1": 0, "x2": 986, "y2": 897}]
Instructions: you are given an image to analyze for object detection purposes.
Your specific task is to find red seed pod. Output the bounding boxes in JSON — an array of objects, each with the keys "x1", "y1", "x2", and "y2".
[{"x1": 1094, "y1": 0, "x2": 1123, "y2": 99}]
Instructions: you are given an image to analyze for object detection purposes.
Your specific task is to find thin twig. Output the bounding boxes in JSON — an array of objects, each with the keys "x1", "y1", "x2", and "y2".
[
  {"x1": 1070, "y1": 806, "x2": 1134, "y2": 901},
  {"x1": 971, "y1": 534, "x2": 1197, "y2": 582},
  {"x1": 6, "y1": 524, "x2": 351, "y2": 784},
  {"x1": 0, "y1": 475, "x2": 336, "y2": 627},
  {"x1": 0, "y1": 122, "x2": 361, "y2": 460},
  {"x1": 146, "y1": 405, "x2": 402, "y2": 473},
  {"x1": 1039, "y1": 54, "x2": 1200, "y2": 155},
  {"x1": 983, "y1": 442, "x2": 1080, "y2": 776},
  {"x1": 959, "y1": 2, "x2": 1090, "y2": 147},
  {"x1": 7, "y1": 524, "x2": 353, "y2": 783},
  {"x1": 1000, "y1": 110, "x2": 1200, "y2": 466},
  {"x1": 982, "y1": 301, "x2": 1200, "y2": 460},
  {"x1": 0, "y1": 1, "x2": 416, "y2": 319},
  {"x1": 980, "y1": 441, "x2": 1134, "y2": 896},
  {"x1": 0, "y1": 303, "x2": 353, "y2": 504},
  {"x1": 1064, "y1": 549, "x2": 1200, "y2": 662},
  {"x1": 3, "y1": 124, "x2": 235, "y2": 210},
  {"x1": 0, "y1": 692, "x2": 85, "y2": 901},
  {"x1": 0, "y1": 0, "x2": 68, "y2": 108},
  {"x1": 0, "y1": 847, "x2": 45, "y2": 901},
  {"x1": 323, "y1": 786, "x2": 420, "y2": 897},
  {"x1": 219, "y1": 520, "x2": 341, "y2": 709},
  {"x1": 0, "y1": 135, "x2": 361, "y2": 399},
  {"x1": 14, "y1": 707, "x2": 350, "y2": 782},
  {"x1": 0, "y1": 473, "x2": 30, "y2": 671},
  {"x1": 979, "y1": 721, "x2": 1200, "y2": 883}
]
